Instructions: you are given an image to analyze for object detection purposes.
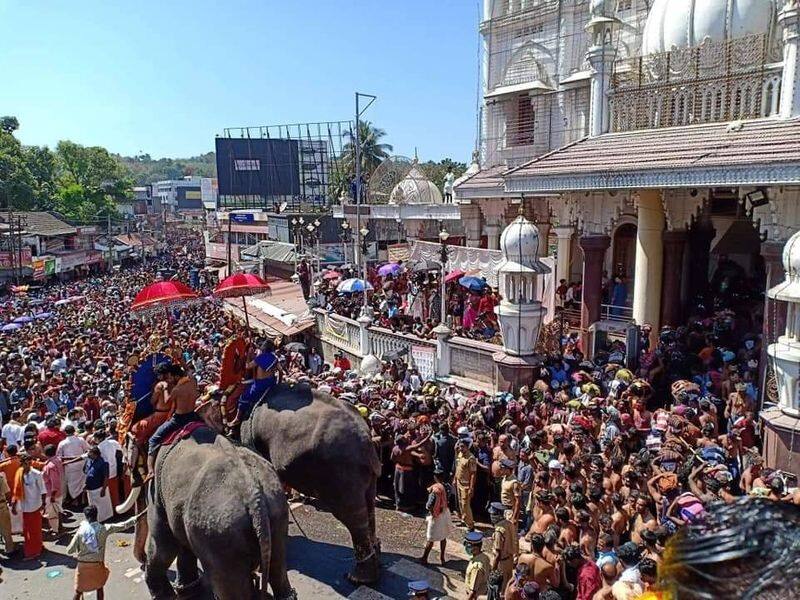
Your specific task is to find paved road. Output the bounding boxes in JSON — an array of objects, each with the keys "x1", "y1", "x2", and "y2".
[{"x1": 1, "y1": 500, "x2": 471, "y2": 599}]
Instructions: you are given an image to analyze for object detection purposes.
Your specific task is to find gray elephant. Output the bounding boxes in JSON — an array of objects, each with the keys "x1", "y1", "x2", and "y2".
[
  {"x1": 118, "y1": 428, "x2": 296, "y2": 600},
  {"x1": 200, "y1": 383, "x2": 382, "y2": 584}
]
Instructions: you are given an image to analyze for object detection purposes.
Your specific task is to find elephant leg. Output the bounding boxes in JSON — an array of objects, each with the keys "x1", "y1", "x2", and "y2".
[
  {"x1": 144, "y1": 526, "x2": 179, "y2": 600},
  {"x1": 174, "y1": 548, "x2": 202, "y2": 597},
  {"x1": 365, "y1": 478, "x2": 380, "y2": 554},
  {"x1": 205, "y1": 562, "x2": 257, "y2": 600},
  {"x1": 332, "y1": 501, "x2": 380, "y2": 585},
  {"x1": 267, "y1": 523, "x2": 294, "y2": 600}
]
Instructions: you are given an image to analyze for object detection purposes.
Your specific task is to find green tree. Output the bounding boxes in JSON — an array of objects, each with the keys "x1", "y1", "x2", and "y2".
[
  {"x1": 330, "y1": 120, "x2": 393, "y2": 202},
  {"x1": 0, "y1": 123, "x2": 36, "y2": 210},
  {"x1": 53, "y1": 141, "x2": 131, "y2": 221},
  {"x1": 0, "y1": 116, "x2": 19, "y2": 135},
  {"x1": 418, "y1": 158, "x2": 468, "y2": 192}
]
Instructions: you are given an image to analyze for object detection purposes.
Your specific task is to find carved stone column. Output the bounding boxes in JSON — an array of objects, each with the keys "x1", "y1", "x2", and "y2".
[
  {"x1": 660, "y1": 230, "x2": 688, "y2": 327},
  {"x1": 779, "y1": 0, "x2": 800, "y2": 119},
  {"x1": 460, "y1": 203, "x2": 483, "y2": 248},
  {"x1": 580, "y1": 235, "x2": 611, "y2": 332},
  {"x1": 553, "y1": 226, "x2": 574, "y2": 285},
  {"x1": 633, "y1": 190, "x2": 665, "y2": 335}
]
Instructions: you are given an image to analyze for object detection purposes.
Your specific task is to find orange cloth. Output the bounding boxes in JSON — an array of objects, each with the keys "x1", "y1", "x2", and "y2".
[
  {"x1": 22, "y1": 510, "x2": 43, "y2": 559},
  {"x1": 12, "y1": 467, "x2": 25, "y2": 503},
  {"x1": 0, "y1": 457, "x2": 21, "y2": 495},
  {"x1": 75, "y1": 561, "x2": 110, "y2": 592}
]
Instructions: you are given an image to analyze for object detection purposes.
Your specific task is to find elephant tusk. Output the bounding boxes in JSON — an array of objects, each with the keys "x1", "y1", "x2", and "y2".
[{"x1": 116, "y1": 484, "x2": 142, "y2": 514}]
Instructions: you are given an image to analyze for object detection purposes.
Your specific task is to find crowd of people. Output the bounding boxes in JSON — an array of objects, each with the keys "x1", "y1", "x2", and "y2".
[
  {"x1": 0, "y1": 226, "x2": 794, "y2": 600},
  {"x1": 309, "y1": 260, "x2": 502, "y2": 343}
]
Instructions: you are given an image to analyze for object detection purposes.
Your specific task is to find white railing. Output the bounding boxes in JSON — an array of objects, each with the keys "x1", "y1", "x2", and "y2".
[
  {"x1": 314, "y1": 309, "x2": 361, "y2": 355},
  {"x1": 600, "y1": 303, "x2": 634, "y2": 324},
  {"x1": 369, "y1": 326, "x2": 436, "y2": 360},
  {"x1": 448, "y1": 336, "x2": 498, "y2": 386}
]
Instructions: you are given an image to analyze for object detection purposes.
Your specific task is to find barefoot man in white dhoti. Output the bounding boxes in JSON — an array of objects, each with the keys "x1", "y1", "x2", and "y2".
[{"x1": 57, "y1": 425, "x2": 89, "y2": 505}]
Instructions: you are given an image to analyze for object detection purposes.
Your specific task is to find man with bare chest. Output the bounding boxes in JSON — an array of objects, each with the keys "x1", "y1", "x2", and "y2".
[{"x1": 147, "y1": 363, "x2": 201, "y2": 473}]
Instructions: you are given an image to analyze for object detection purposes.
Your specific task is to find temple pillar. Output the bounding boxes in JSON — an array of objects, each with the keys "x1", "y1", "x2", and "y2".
[
  {"x1": 486, "y1": 224, "x2": 502, "y2": 250},
  {"x1": 660, "y1": 230, "x2": 688, "y2": 327},
  {"x1": 633, "y1": 190, "x2": 664, "y2": 338},
  {"x1": 779, "y1": 0, "x2": 800, "y2": 119},
  {"x1": 554, "y1": 226, "x2": 573, "y2": 284},
  {"x1": 687, "y1": 221, "x2": 716, "y2": 298},
  {"x1": 580, "y1": 235, "x2": 611, "y2": 332},
  {"x1": 761, "y1": 240, "x2": 790, "y2": 398},
  {"x1": 461, "y1": 203, "x2": 483, "y2": 248}
]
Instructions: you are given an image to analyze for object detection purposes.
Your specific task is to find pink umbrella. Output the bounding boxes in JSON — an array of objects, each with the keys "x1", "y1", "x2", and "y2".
[
  {"x1": 445, "y1": 269, "x2": 467, "y2": 284},
  {"x1": 323, "y1": 270, "x2": 341, "y2": 281}
]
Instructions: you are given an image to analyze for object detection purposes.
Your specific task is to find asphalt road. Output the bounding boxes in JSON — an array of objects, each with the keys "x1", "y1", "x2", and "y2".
[{"x1": 1, "y1": 499, "x2": 472, "y2": 599}]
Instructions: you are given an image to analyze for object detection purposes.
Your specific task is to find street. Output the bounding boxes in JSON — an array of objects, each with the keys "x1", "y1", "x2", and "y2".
[{"x1": 1, "y1": 499, "x2": 471, "y2": 599}]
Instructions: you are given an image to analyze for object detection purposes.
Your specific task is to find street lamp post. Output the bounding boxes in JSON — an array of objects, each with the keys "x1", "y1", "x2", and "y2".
[
  {"x1": 360, "y1": 225, "x2": 370, "y2": 312},
  {"x1": 340, "y1": 221, "x2": 351, "y2": 265},
  {"x1": 354, "y1": 91, "x2": 376, "y2": 282},
  {"x1": 438, "y1": 223, "x2": 450, "y2": 327}
]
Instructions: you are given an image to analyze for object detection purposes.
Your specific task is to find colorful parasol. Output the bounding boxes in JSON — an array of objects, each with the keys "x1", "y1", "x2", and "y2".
[
  {"x1": 131, "y1": 281, "x2": 199, "y2": 315},
  {"x1": 445, "y1": 268, "x2": 470, "y2": 283},
  {"x1": 337, "y1": 278, "x2": 373, "y2": 293},
  {"x1": 213, "y1": 272, "x2": 271, "y2": 330},
  {"x1": 377, "y1": 263, "x2": 402, "y2": 277},
  {"x1": 323, "y1": 270, "x2": 341, "y2": 281},
  {"x1": 458, "y1": 275, "x2": 488, "y2": 292}
]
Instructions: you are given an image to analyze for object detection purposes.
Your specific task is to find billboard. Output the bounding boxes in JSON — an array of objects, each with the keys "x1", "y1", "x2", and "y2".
[
  {"x1": 215, "y1": 138, "x2": 301, "y2": 199},
  {"x1": 176, "y1": 186, "x2": 203, "y2": 210}
]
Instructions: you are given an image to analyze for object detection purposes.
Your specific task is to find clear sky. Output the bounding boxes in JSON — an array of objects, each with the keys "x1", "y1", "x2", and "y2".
[{"x1": 0, "y1": 0, "x2": 481, "y2": 163}]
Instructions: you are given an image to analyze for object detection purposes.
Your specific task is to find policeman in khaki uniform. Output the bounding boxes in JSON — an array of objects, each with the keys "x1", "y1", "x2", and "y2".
[
  {"x1": 453, "y1": 440, "x2": 477, "y2": 530},
  {"x1": 464, "y1": 531, "x2": 490, "y2": 600},
  {"x1": 489, "y1": 501, "x2": 518, "y2": 590}
]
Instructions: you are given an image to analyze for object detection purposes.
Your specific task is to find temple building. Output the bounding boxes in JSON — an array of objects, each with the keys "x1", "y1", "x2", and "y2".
[{"x1": 453, "y1": 0, "x2": 800, "y2": 467}]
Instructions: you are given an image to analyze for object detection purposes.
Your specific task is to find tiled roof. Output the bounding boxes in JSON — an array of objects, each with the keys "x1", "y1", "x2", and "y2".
[
  {"x1": 454, "y1": 165, "x2": 507, "y2": 195},
  {"x1": 224, "y1": 279, "x2": 313, "y2": 337},
  {"x1": 5, "y1": 212, "x2": 77, "y2": 237},
  {"x1": 504, "y1": 118, "x2": 800, "y2": 192}
]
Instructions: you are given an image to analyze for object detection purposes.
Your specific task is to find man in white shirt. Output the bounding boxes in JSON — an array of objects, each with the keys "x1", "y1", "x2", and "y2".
[
  {"x1": 57, "y1": 425, "x2": 90, "y2": 503},
  {"x1": 96, "y1": 430, "x2": 125, "y2": 512},
  {"x1": 1, "y1": 411, "x2": 24, "y2": 449},
  {"x1": 11, "y1": 454, "x2": 46, "y2": 560}
]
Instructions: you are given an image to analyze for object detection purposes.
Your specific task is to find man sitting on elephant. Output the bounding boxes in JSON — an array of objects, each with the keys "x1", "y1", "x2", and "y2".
[
  {"x1": 229, "y1": 348, "x2": 279, "y2": 429},
  {"x1": 146, "y1": 363, "x2": 201, "y2": 474}
]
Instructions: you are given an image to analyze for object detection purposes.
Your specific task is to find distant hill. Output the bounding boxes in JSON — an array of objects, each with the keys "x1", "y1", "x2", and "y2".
[{"x1": 115, "y1": 152, "x2": 216, "y2": 185}]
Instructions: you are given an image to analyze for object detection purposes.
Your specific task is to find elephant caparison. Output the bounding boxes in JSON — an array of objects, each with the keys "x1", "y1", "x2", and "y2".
[
  {"x1": 119, "y1": 428, "x2": 296, "y2": 600},
  {"x1": 201, "y1": 383, "x2": 382, "y2": 584}
]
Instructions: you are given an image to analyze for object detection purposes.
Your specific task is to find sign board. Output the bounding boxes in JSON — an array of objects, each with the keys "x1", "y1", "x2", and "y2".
[
  {"x1": 230, "y1": 213, "x2": 255, "y2": 224},
  {"x1": 387, "y1": 243, "x2": 411, "y2": 263},
  {"x1": 32, "y1": 258, "x2": 46, "y2": 280},
  {"x1": 44, "y1": 258, "x2": 56, "y2": 276},
  {"x1": 0, "y1": 248, "x2": 33, "y2": 269},
  {"x1": 57, "y1": 251, "x2": 87, "y2": 271}
]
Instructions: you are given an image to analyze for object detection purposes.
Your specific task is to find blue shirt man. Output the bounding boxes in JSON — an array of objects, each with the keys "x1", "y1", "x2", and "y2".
[{"x1": 237, "y1": 350, "x2": 278, "y2": 422}]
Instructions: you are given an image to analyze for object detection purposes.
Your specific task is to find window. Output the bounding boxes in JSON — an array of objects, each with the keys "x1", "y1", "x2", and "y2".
[
  {"x1": 513, "y1": 94, "x2": 535, "y2": 146},
  {"x1": 234, "y1": 159, "x2": 260, "y2": 171}
]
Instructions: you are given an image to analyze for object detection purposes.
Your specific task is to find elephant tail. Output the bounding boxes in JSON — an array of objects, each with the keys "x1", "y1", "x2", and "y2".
[{"x1": 247, "y1": 475, "x2": 272, "y2": 599}]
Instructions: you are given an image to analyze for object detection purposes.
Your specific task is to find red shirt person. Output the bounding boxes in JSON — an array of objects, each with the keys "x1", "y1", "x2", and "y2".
[
  {"x1": 38, "y1": 419, "x2": 66, "y2": 448},
  {"x1": 333, "y1": 352, "x2": 351, "y2": 371}
]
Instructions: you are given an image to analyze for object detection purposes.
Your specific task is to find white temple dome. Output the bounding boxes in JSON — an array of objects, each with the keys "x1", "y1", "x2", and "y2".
[
  {"x1": 769, "y1": 230, "x2": 800, "y2": 302},
  {"x1": 641, "y1": 0, "x2": 775, "y2": 56},
  {"x1": 499, "y1": 214, "x2": 550, "y2": 274},
  {"x1": 389, "y1": 166, "x2": 443, "y2": 205}
]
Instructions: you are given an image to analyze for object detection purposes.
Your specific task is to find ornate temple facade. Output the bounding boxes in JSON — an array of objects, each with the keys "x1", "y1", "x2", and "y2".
[{"x1": 454, "y1": 0, "x2": 800, "y2": 471}]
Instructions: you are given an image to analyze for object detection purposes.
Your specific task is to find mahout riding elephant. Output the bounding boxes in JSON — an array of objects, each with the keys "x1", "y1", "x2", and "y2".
[
  {"x1": 117, "y1": 427, "x2": 296, "y2": 600},
  {"x1": 200, "y1": 382, "x2": 382, "y2": 584}
]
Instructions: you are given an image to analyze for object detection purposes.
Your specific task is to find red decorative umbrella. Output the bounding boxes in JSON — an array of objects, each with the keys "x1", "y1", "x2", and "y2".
[
  {"x1": 323, "y1": 270, "x2": 341, "y2": 281},
  {"x1": 130, "y1": 281, "x2": 199, "y2": 315},
  {"x1": 213, "y1": 273, "x2": 271, "y2": 330}
]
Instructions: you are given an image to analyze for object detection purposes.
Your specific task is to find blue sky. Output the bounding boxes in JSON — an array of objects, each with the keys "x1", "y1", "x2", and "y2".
[{"x1": 0, "y1": 0, "x2": 480, "y2": 162}]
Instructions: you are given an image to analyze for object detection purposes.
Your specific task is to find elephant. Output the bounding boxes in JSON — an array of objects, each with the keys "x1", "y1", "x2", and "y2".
[
  {"x1": 199, "y1": 383, "x2": 382, "y2": 584},
  {"x1": 118, "y1": 426, "x2": 296, "y2": 600}
]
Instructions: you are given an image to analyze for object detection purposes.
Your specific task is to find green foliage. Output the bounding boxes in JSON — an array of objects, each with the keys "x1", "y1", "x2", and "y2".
[
  {"x1": 330, "y1": 120, "x2": 393, "y2": 202},
  {"x1": 116, "y1": 152, "x2": 216, "y2": 184},
  {"x1": 0, "y1": 127, "x2": 36, "y2": 210},
  {"x1": 1, "y1": 116, "x2": 20, "y2": 135},
  {"x1": 418, "y1": 158, "x2": 467, "y2": 192}
]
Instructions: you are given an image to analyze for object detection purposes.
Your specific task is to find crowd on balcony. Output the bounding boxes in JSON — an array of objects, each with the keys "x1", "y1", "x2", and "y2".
[{"x1": 308, "y1": 261, "x2": 503, "y2": 344}]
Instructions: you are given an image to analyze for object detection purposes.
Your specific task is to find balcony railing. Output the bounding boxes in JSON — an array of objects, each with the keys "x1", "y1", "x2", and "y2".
[{"x1": 610, "y1": 33, "x2": 783, "y2": 132}]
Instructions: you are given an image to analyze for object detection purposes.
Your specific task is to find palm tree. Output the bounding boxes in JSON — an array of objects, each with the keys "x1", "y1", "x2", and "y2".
[{"x1": 330, "y1": 121, "x2": 393, "y2": 203}]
